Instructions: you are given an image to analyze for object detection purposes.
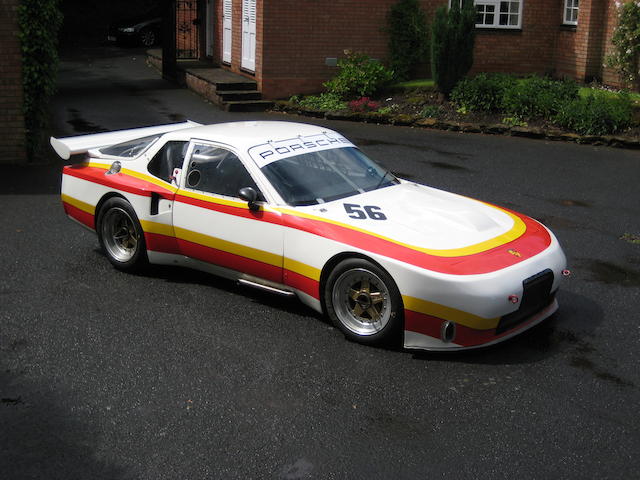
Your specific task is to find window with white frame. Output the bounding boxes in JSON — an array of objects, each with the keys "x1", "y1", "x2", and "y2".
[
  {"x1": 564, "y1": 0, "x2": 579, "y2": 25},
  {"x1": 449, "y1": 0, "x2": 523, "y2": 29}
]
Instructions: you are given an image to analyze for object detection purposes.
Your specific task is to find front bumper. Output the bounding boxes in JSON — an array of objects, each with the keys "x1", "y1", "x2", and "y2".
[{"x1": 404, "y1": 296, "x2": 558, "y2": 351}]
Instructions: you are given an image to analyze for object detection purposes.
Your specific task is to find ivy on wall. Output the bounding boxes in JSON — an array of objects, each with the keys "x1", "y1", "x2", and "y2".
[
  {"x1": 607, "y1": 1, "x2": 640, "y2": 89},
  {"x1": 18, "y1": 0, "x2": 63, "y2": 158}
]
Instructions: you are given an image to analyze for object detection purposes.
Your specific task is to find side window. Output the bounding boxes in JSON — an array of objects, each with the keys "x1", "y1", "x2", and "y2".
[
  {"x1": 185, "y1": 144, "x2": 262, "y2": 199},
  {"x1": 148, "y1": 141, "x2": 189, "y2": 183}
]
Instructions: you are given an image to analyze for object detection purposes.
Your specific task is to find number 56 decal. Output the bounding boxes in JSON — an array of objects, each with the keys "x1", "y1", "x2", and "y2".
[{"x1": 343, "y1": 203, "x2": 387, "y2": 220}]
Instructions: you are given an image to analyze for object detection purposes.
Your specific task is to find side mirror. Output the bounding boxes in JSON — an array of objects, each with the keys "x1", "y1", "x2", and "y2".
[{"x1": 238, "y1": 187, "x2": 259, "y2": 211}]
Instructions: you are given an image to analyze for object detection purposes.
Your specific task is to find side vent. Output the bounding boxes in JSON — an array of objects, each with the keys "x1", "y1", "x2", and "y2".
[{"x1": 150, "y1": 192, "x2": 160, "y2": 216}]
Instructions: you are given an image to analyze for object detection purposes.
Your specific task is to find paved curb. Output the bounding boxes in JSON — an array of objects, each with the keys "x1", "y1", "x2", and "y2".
[{"x1": 271, "y1": 101, "x2": 640, "y2": 149}]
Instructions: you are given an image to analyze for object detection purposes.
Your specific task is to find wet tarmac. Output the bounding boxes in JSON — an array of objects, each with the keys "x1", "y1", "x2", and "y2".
[{"x1": 1, "y1": 45, "x2": 639, "y2": 479}]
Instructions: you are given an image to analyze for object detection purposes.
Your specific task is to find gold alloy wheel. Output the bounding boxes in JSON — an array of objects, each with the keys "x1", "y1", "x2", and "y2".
[
  {"x1": 331, "y1": 267, "x2": 391, "y2": 336},
  {"x1": 101, "y1": 206, "x2": 140, "y2": 263}
]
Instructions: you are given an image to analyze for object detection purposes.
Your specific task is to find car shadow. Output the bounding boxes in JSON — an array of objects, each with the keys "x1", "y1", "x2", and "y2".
[
  {"x1": 126, "y1": 261, "x2": 324, "y2": 321},
  {"x1": 91, "y1": 247, "x2": 602, "y2": 366}
]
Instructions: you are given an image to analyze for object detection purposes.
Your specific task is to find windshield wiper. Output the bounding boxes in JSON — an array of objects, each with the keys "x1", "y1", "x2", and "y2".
[{"x1": 375, "y1": 170, "x2": 395, "y2": 189}]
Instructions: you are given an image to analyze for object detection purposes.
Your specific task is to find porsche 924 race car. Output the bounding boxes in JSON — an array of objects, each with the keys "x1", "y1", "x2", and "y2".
[{"x1": 52, "y1": 121, "x2": 568, "y2": 351}]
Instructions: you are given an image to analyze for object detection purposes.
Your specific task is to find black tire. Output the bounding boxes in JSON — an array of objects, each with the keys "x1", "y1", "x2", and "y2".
[
  {"x1": 324, "y1": 258, "x2": 403, "y2": 347},
  {"x1": 139, "y1": 28, "x2": 156, "y2": 47},
  {"x1": 97, "y1": 197, "x2": 147, "y2": 271}
]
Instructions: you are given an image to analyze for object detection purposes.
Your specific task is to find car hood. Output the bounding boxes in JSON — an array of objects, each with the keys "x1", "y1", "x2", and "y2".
[{"x1": 292, "y1": 182, "x2": 524, "y2": 252}]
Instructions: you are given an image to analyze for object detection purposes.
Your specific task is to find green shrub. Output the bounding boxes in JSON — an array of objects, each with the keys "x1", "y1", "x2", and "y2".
[
  {"x1": 324, "y1": 51, "x2": 394, "y2": 98},
  {"x1": 450, "y1": 73, "x2": 517, "y2": 112},
  {"x1": 377, "y1": 104, "x2": 401, "y2": 115},
  {"x1": 502, "y1": 76, "x2": 579, "y2": 118},
  {"x1": 420, "y1": 105, "x2": 443, "y2": 118},
  {"x1": 387, "y1": 0, "x2": 429, "y2": 81},
  {"x1": 18, "y1": 0, "x2": 63, "y2": 158},
  {"x1": 431, "y1": 0, "x2": 476, "y2": 96},
  {"x1": 298, "y1": 93, "x2": 347, "y2": 111},
  {"x1": 553, "y1": 91, "x2": 634, "y2": 135}
]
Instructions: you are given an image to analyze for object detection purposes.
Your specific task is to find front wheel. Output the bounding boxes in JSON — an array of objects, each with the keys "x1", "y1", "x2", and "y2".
[
  {"x1": 97, "y1": 197, "x2": 147, "y2": 271},
  {"x1": 324, "y1": 258, "x2": 403, "y2": 347}
]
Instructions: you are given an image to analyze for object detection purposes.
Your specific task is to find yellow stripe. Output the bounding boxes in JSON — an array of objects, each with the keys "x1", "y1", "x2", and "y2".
[
  {"x1": 87, "y1": 161, "x2": 108, "y2": 169},
  {"x1": 61, "y1": 194, "x2": 96, "y2": 215},
  {"x1": 142, "y1": 221, "x2": 319, "y2": 281},
  {"x1": 284, "y1": 258, "x2": 321, "y2": 281},
  {"x1": 121, "y1": 168, "x2": 178, "y2": 193},
  {"x1": 403, "y1": 295, "x2": 500, "y2": 330},
  {"x1": 140, "y1": 220, "x2": 175, "y2": 237},
  {"x1": 87, "y1": 160, "x2": 524, "y2": 258},
  {"x1": 87, "y1": 161, "x2": 178, "y2": 193},
  {"x1": 174, "y1": 226, "x2": 282, "y2": 268},
  {"x1": 177, "y1": 189, "x2": 249, "y2": 209},
  {"x1": 276, "y1": 204, "x2": 526, "y2": 258}
]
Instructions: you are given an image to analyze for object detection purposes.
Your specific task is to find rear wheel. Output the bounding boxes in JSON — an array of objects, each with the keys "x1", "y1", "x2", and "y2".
[
  {"x1": 97, "y1": 197, "x2": 147, "y2": 271},
  {"x1": 324, "y1": 258, "x2": 403, "y2": 346},
  {"x1": 139, "y1": 28, "x2": 156, "y2": 47}
]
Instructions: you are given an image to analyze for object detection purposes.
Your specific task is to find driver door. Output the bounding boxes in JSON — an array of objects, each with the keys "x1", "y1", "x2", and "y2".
[{"x1": 172, "y1": 141, "x2": 284, "y2": 284}]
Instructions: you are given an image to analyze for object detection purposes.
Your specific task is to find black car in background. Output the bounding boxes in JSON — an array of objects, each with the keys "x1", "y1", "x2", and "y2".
[{"x1": 107, "y1": 8, "x2": 161, "y2": 47}]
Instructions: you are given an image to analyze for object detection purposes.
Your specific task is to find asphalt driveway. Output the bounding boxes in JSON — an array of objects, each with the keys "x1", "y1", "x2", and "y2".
[{"x1": 1, "y1": 46, "x2": 639, "y2": 479}]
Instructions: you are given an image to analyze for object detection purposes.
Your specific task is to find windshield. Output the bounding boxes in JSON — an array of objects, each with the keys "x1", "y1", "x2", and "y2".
[
  {"x1": 99, "y1": 135, "x2": 160, "y2": 158},
  {"x1": 260, "y1": 147, "x2": 398, "y2": 206}
]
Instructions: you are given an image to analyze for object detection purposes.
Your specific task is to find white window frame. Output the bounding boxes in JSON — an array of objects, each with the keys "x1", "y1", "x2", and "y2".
[
  {"x1": 449, "y1": 0, "x2": 523, "y2": 30},
  {"x1": 563, "y1": 0, "x2": 579, "y2": 25}
]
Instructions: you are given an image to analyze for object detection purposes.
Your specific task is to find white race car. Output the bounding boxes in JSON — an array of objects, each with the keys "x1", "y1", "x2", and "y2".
[{"x1": 52, "y1": 121, "x2": 567, "y2": 351}]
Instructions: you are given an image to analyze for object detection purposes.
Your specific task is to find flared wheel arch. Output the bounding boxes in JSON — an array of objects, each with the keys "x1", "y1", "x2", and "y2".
[
  {"x1": 319, "y1": 252, "x2": 405, "y2": 317},
  {"x1": 95, "y1": 192, "x2": 148, "y2": 270}
]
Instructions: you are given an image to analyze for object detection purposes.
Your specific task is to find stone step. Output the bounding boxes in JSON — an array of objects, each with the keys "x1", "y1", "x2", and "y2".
[
  {"x1": 225, "y1": 100, "x2": 275, "y2": 112},
  {"x1": 217, "y1": 90, "x2": 262, "y2": 102},
  {"x1": 214, "y1": 81, "x2": 258, "y2": 92}
]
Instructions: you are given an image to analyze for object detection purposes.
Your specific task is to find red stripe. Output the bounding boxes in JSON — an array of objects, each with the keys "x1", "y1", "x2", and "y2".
[
  {"x1": 404, "y1": 308, "x2": 541, "y2": 347},
  {"x1": 175, "y1": 193, "x2": 282, "y2": 224},
  {"x1": 174, "y1": 193, "x2": 551, "y2": 275},
  {"x1": 67, "y1": 164, "x2": 551, "y2": 275},
  {"x1": 177, "y1": 238, "x2": 282, "y2": 284},
  {"x1": 145, "y1": 232, "x2": 181, "y2": 255},
  {"x1": 404, "y1": 310, "x2": 442, "y2": 340},
  {"x1": 63, "y1": 202, "x2": 95, "y2": 230},
  {"x1": 63, "y1": 166, "x2": 174, "y2": 198},
  {"x1": 282, "y1": 212, "x2": 551, "y2": 275},
  {"x1": 284, "y1": 270, "x2": 320, "y2": 299},
  {"x1": 140, "y1": 231, "x2": 321, "y2": 298}
]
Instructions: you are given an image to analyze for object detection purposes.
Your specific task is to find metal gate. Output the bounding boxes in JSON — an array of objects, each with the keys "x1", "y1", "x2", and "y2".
[{"x1": 176, "y1": 0, "x2": 200, "y2": 59}]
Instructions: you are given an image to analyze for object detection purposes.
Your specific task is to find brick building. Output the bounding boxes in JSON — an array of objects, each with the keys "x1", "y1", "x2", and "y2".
[
  {"x1": 183, "y1": 1, "x2": 624, "y2": 99},
  {"x1": 0, "y1": 0, "x2": 26, "y2": 163}
]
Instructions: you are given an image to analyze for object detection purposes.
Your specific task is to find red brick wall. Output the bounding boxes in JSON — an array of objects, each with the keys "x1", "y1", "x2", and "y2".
[
  {"x1": 0, "y1": 0, "x2": 26, "y2": 163},
  {"x1": 207, "y1": 1, "x2": 263, "y2": 76},
  {"x1": 472, "y1": 1, "x2": 559, "y2": 76},
  {"x1": 555, "y1": 0, "x2": 607, "y2": 82},
  {"x1": 260, "y1": 0, "x2": 399, "y2": 98},
  {"x1": 192, "y1": 0, "x2": 626, "y2": 99},
  {"x1": 602, "y1": 0, "x2": 623, "y2": 87}
]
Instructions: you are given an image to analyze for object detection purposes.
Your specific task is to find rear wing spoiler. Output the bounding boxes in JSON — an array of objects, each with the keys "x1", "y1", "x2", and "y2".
[{"x1": 50, "y1": 120, "x2": 202, "y2": 160}]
